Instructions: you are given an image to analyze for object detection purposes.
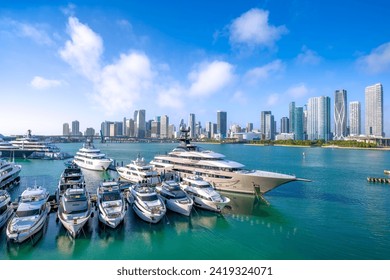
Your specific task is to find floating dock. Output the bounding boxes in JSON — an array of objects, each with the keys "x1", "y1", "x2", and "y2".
[{"x1": 367, "y1": 177, "x2": 390, "y2": 184}]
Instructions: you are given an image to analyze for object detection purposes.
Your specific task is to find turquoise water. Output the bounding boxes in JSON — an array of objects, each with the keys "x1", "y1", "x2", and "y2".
[{"x1": 1, "y1": 142, "x2": 389, "y2": 260}]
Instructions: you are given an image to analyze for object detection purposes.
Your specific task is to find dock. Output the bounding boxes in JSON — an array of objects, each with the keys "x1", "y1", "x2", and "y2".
[{"x1": 367, "y1": 177, "x2": 390, "y2": 184}]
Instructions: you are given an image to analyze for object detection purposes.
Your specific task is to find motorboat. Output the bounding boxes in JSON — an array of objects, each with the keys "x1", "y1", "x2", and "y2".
[
  {"x1": 0, "y1": 158, "x2": 22, "y2": 189},
  {"x1": 0, "y1": 190, "x2": 13, "y2": 228},
  {"x1": 151, "y1": 126, "x2": 310, "y2": 196},
  {"x1": 117, "y1": 155, "x2": 161, "y2": 186},
  {"x1": 56, "y1": 162, "x2": 85, "y2": 202},
  {"x1": 58, "y1": 186, "x2": 92, "y2": 238},
  {"x1": 73, "y1": 139, "x2": 113, "y2": 171},
  {"x1": 156, "y1": 180, "x2": 193, "y2": 216},
  {"x1": 6, "y1": 185, "x2": 50, "y2": 243},
  {"x1": 127, "y1": 183, "x2": 166, "y2": 223},
  {"x1": 180, "y1": 175, "x2": 230, "y2": 212},
  {"x1": 97, "y1": 180, "x2": 126, "y2": 228}
]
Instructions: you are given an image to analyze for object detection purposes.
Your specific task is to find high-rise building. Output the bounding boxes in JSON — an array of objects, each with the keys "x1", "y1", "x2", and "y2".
[
  {"x1": 280, "y1": 117, "x2": 289, "y2": 133},
  {"x1": 136, "y1": 109, "x2": 146, "y2": 138},
  {"x1": 101, "y1": 121, "x2": 112, "y2": 137},
  {"x1": 205, "y1": 121, "x2": 212, "y2": 138},
  {"x1": 246, "y1": 123, "x2": 253, "y2": 133},
  {"x1": 289, "y1": 102, "x2": 296, "y2": 133},
  {"x1": 85, "y1": 127, "x2": 95, "y2": 137},
  {"x1": 334, "y1": 89, "x2": 347, "y2": 140},
  {"x1": 349, "y1": 101, "x2": 361, "y2": 136},
  {"x1": 365, "y1": 83, "x2": 383, "y2": 137},
  {"x1": 63, "y1": 123, "x2": 70, "y2": 136},
  {"x1": 260, "y1": 111, "x2": 271, "y2": 136},
  {"x1": 72, "y1": 120, "x2": 80, "y2": 136},
  {"x1": 160, "y1": 115, "x2": 169, "y2": 138},
  {"x1": 151, "y1": 120, "x2": 160, "y2": 138},
  {"x1": 217, "y1": 111, "x2": 227, "y2": 138},
  {"x1": 307, "y1": 96, "x2": 331, "y2": 141},
  {"x1": 189, "y1": 113, "x2": 196, "y2": 138},
  {"x1": 294, "y1": 107, "x2": 304, "y2": 140},
  {"x1": 261, "y1": 111, "x2": 275, "y2": 140}
]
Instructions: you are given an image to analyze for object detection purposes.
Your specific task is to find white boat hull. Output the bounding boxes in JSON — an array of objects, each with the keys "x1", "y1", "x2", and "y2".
[
  {"x1": 132, "y1": 201, "x2": 165, "y2": 224},
  {"x1": 161, "y1": 197, "x2": 192, "y2": 216},
  {"x1": 191, "y1": 196, "x2": 230, "y2": 212},
  {"x1": 0, "y1": 207, "x2": 13, "y2": 228},
  {"x1": 58, "y1": 202, "x2": 91, "y2": 238},
  {"x1": 73, "y1": 158, "x2": 112, "y2": 171}
]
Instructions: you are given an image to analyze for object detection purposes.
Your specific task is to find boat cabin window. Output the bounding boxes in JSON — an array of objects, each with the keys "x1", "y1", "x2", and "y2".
[
  {"x1": 140, "y1": 194, "x2": 158, "y2": 202},
  {"x1": 16, "y1": 208, "x2": 40, "y2": 217},
  {"x1": 102, "y1": 192, "x2": 121, "y2": 202},
  {"x1": 0, "y1": 204, "x2": 7, "y2": 214},
  {"x1": 64, "y1": 192, "x2": 87, "y2": 201}
]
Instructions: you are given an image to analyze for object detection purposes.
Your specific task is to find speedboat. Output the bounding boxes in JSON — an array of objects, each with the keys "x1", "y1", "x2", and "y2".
[
  {"x1": 151, "y1": 126, "x2": 310, "y2": 196},
  {"x1": 156, "y1": 180, "x2": 193, "y2": 216},
  {"x1": 117, "y1": 155, "x2": 161, "y2": 186},
  {"x1": 6, "y1": 186, "x2": 50, "y2": 243},
  {"x1": 127, "y1": 183, "x2": 166, "y2": 223},
  {"x1": 0, "y1": 158, "x2": 22, "y2": 189},
  {"x1": 73, "y1": 139, "x2": 113, "y2": 171},
  {"x1": 180, "y1": 175, "x2": 230, "y2": 212},
  {"x1": 0, "y1": 190, "x2": 13, "y2": 228},
  {"x1": 97, "y1": 180, "x2": 126, "y2": 228},
  {"x1": 58, "y1": 187, "x2": 92, "y2": 238},
  {"x1": 56, "y1": 162, "x2": 85, "y2": 202}
]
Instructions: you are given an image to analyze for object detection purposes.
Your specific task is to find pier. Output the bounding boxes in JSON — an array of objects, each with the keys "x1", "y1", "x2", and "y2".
[{"x1": 367, "y1": 177, "x2": 390, "y2": 184}]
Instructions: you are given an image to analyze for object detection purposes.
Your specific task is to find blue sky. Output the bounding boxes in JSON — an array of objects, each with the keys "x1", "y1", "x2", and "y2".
[{"x1": 0, "y1": 0, "x2": 389, "y2": 136}]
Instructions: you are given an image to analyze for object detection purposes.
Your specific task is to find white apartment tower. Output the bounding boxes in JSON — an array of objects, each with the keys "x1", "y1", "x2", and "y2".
[
  {"x1": 307, "y1": 96, "x2": 331, "y2": 141},
  {"x1": 365, "y1": 83, "x2": 383, "y2": 137},
  {"x1": 349, "y1": 101, "x2": 361, "y2": 136}
]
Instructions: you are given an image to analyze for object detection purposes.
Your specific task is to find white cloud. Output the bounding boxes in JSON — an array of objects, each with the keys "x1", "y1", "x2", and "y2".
[
  {"x1": 286, "y1": 83, "x2": 309, "y2": 98},
  {"x1": 30, "y1": 76, "x2": 64, "y2": 89},
  {"x1": 229, "y1": 8, "x2": 287, "y2": 48},
  {"x1": 358, "y1": 42, "x2": 390, "y2": 74},
  {"x1": 295, "y1": 46, "x2": 322, "y2": 65},
  {"x1": 95, "y1": 52, "x2": 153, "y2": 114},
  {"x1": 3, "y1": 19, "x2": 53, "y2": 45},
  {"x1": 59, "y1": 16, "x2": 103, "y2": 81},
  {"x1": 267, "y1": 93, "x2": 280, "y2": 106},
  {"x1": 188, "y1": 60, "x2": 234, "y2": 97},
  {"x1": 230, "y1": 90, "x2": 248, "y2": 105},
  {"x1": 157, "y1": 84, "x2": 185, "y2": 109},
  {"x1": 244, "y1": 60, "x2": 284, "y2": 83}
]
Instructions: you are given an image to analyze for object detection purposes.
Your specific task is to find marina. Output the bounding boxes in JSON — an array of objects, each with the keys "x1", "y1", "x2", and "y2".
[{"x1": 0, "y1": 142, "x2": 389, "y2": 260}]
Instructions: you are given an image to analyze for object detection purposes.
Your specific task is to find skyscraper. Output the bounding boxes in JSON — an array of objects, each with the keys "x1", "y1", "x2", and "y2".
[
  {"x1": 307, "y1": 96, "x2": 331, "y2": 141},
  {"x1": 136, "y1": 109, "x2": 146, "y2": 138},
  {"x1": 289, "y1": 102, "x2": 296, "y2": 133},
  {"x1": 280, "y1": 117, "x2": 289, "y2": 133},
  {"x1": 189, "y1": 113, "x2": 196, "y2": 138},
  {"x1": 349, "y1": 101, "x2": 361, "y2": 136},
  {"x1": 334, "y1": 89, "x2": 347, "y2": 140},
  {"x1": 160, "y1": 115, "x2": 169, "y2": 138},
  {"x1": 365, "y1": 83, "x2": 383, "y2": 137},
  {"x1": 217, "y1": 111, "x2": 227, "y2": 138},
  {"x1": 260, "y1": 111, "x2": 271, "y2": 136},
  {"x1": 261, "y1": 111, "x2": 274, "y2": 140},
  {"x1": 72, "y1": 120, "x2": 80, "y2": 136},
  {"x1": 294, "y1": 107, "x2": 304, "y2": 140},
  {"x1": 63, "y1": 123, "x2": 70, "y2": 136}
]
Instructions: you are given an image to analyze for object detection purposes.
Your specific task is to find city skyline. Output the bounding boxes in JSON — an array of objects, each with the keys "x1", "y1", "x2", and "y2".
[{"x1": 1, "y1": 1, "x2": 390, "y2": 136}]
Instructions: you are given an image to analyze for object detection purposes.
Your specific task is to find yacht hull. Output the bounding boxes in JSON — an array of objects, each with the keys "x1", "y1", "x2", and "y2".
[
  {"x1": 0, "y1": 207, "x2": 13, "y2": 228},
  {"x1": 58, "y1": 202, "x2": 91, "y2": 238},
  {"x1": 73, "y1": 159, "x2": 112, "y2": 171},
  {"x1": 161, "y1": 197, "x2": 192, "y2": 216},
  {"x1": 132, "y1": 202, "x2": 165, "y2": 224}
]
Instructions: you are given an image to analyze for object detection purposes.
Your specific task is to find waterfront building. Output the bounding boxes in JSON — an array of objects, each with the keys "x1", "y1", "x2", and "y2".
[
  {"x1": 217, "y1": 111, "x2": 227, "y2": 139},
  {"x1": 303, "y1": 104, "x2": 308, "y2": 138},
  {"x1": 261, "y1": 111, "x2": 275, "y2": 140},
  {"x1": 72, "y1": 120, "x2": 80, "y2": 136},
  {"x1": 349, "y1": 101, "x2": 361, "y2": 136},
  {"x1": 212, "y1": 123, "x2": 218, "y2": 139},
  {"x1": 280, "y1": 117, "x2": 289, "y2": 133},
  {"x1": 275, "y1": 133, "x2": 294, "y2": 140},
  {"x1": 334, "y1": 89, "x2": 348, "y2": 140},
  {"x1": 151, "y1": 120, "x2": 160, "y2": 138},
  {"x1": 160, "y1": 115, "x2": 169, "y2": 139},
  {"x1": 246, "y1": 122, "x2": 253, "y2": 133},
  {"x1": 136, "y1": 109, "x2": 146, "y2": 138},
  {"x1": 205, "y1": 121, "x2": 212, "y2": 138},
  {"x1": 85, "y1": 127, "x2": 95, "y2": 137},
  {"x1": 365, "y1": 83, "x2": 383, "y2": 137},
  {"x1": 294, "y1": 107, "x2": 304, "y2": 140},
  {"x1": 63, "y1": 123, "x2": 70, "y2": 136},
  {"x1": 307, "y1": 96, "x2": 331, "y2": 141},
  {"x1": 101, "y1": 121, "x2": 112, "y2": 137},
  {"x1": 168, "y1": 124, "x2": 175, "y2": 139},
  {"x1": 188, "y1": 113, "x2": 196, "y2": 138},
  {"x1": 289, "y1": 102, "x2": 296, "y2": 133}
]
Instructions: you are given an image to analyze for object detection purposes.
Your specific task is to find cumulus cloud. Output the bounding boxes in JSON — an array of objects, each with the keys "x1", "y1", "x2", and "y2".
[
  {"x1": 188, "y1": 61, "x2": 234, "y2": 97},
  {"x1": 295, "y1": 46, "x2": 322, "y2": 65},
  {"x1": 30, "y1": 76, "x2": 64, "y2": 89},
  {"x1": 286, "y1": 83, "x2": 310, "y2": 98},
  {"x1": 229, "y1": 8, "x2": 287, "y2": 48},
  {"x1": 244, "y1": 60, "x2": 284, "y2": 83},
  {"x1": 357, "y1": 42, "x2": 390, "y2": 74},
  {"x1": 59, "y1": 16, "x2": 103, "y2": 81},
  {"x1": 157, "y1": 84, "x2": 185, "y2": 109}
]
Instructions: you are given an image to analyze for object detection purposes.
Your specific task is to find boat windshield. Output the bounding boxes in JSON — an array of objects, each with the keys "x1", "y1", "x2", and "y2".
[
  {"x1": 102, "y1": 192, "x2": 121, "y2": 202},
  {"x1": 16, "y1": 209, "x2": 40, "y2": 217},
  {"x1": 192, "y1": 183, "x2": 212, "y2": 189},
  {"x1": 64, "y1": 192, "x2": 87, "y2": 201},
  {"x1": 140, "y1": 194, "x2": 158, "y2": 202}
]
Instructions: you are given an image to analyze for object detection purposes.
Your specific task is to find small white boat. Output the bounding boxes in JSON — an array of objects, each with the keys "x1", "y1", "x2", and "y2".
[
  {"x1": 58, "y1": 187, "x2": 92, "y2": 238},
  {"x1": 6, "y1": 186, "x2": 50, "y2": 243},
  {"x1": 156, "y1": 180, "x2": 193, "y2": 216},
  {"x1": 127, "y1": 183, "x2": 166, "y2": 223},
  {"x1": 117, "y1": 155, "x2": 161, "y2": 186},
  {"x1": 180, "y1": 175, "x2": 230, "y2": 212},
  {"x1": 384, "y1": 170, "x2": 390, "y2": 175},
  {"x1": 0, "y1": 190, "x2": 13, "y2": 228},
  {"x1": 97, "y1": 180, "x2": 126, "y2": 228}
]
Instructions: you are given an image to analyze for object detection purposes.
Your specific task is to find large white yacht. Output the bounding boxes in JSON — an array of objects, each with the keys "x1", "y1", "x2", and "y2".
[
  {"x1": 151, "y1": 127, "x2": 309, "y2": 196},
  {"x1": 97, "y1": 180, "x2": 126, "y2": 228},
  {"x1": 117, "y1": 155, "x2": 161, "y2": 186},
  {"x1": 0, "y1": 138, "x2": 34, "y2": 159},
  {"x1": 6, "y1": 185, "x2": 50, "y2": 243},
  {"x1": 180, "y1": 175, "x2": 230, "y2": 212},
  {"x1": 56, "y1": 162, "x2": 85, "y2": 202},
  {"x1": 156, "y1": 180, "x2": 193, "y2": 216},
  {"x1": 127, "y1": 183, "x2": 166, "y2": 224},
  {"x1": 73, "y1": 139, "x2": 113, "y2": 171},
  {"x1": 0, "y1": 190, "x2": 13, "y2": 228},
  {"x1": 0, "y1": 158, "x2": 22, "y2": 189}
]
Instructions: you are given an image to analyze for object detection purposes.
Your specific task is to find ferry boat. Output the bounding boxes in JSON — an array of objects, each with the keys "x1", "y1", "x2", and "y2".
[
  {"x1": 0, "y1": 190, "x2": 13, "y2": 228},
  {"x1": 97, "y1": 180, "x2": 126, "y2": 228},
  {"x1": 117, "y1": 155, "x2": 161, "y2": 186},
  {"x1": 156, "y1": 180, "x2": 193, "y2": 216},
  {"x1": 73, "y1": 139, "x2": 113, "y2": 171},
  {"x1": 180, "y1": 175, "x2": 230, "y2": 212},
  {"x1": 0, "y1": 158, "x2": 22, "y2": 189},
  {"x1": 127, "y1": 183, "x2": 166, "y2": 224},
  {"x1": 151, "y1": 127, "x2": 309, "y2": 196},
  {"x1": 6, "y1": 186, "x2": 50, "y2": 243}
]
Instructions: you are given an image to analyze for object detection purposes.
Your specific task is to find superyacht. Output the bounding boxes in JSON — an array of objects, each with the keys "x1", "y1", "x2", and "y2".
[
  {"x1": 0, "y1": 138, "x2": 34, "y2": 159},
  {"x1": 117, "y1": 155, "x2": 161, "y2": 186},
  {"x1": 0, "y1": 158, "x2": 22, "y2": 189},
  {"x1": 73, "y1": 139, "x2": 113, "y2": 171},
  {"x1": 151, "y1": 127, "x2": 309, "y2": 196}
]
